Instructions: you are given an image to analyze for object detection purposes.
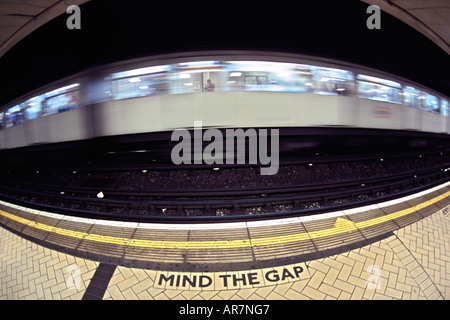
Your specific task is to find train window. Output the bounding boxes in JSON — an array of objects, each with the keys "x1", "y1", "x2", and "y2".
[
  {"x1": 224, "y1": 61, "x2": 314, "y2": 93},
  {"x1": 224, "y1": 65, "x2": 272, "y2": 91},
  {"x1": 23, "y1": 96, "x2": 43, "y2": 120},
  {"x1": 172, "y1": 61, "x2": 223, "y2": 94},
  {"x1": 311, "y1": 66, "x2": 355, "y2": 96},
  {"x1": 290, "y1": 65, "x2": 315, "y2": 93},
  {"x1": 43, "y1": 83, "x2": 80, "y2": 116},
  {"x1": 172, "y1": 71, "x2": 203, "y2": 94},
  {"x1": 441, "y1": 100, "x2": 448, "y2": 117},
  {"x1": 0, "y1": 112, "x2": 3, "y2": 130},
  {"x1": 419, "y1": 92, "x2": 439, "y2": 114},
  {"x1": 2, "y1": 95, "x2": 44, "y2": 128},
  {"x1": 357, "y1": 74, "x2": 402, "y2": 104},
  {"x1": 202, "y1": 71, "x2": 223, "y2": 92},
  {"x1": 403, "y1": 86, "x2": 420, "y2": 108},
  {"x1": 112, "y1": 73, "x2": 171, "y2": 99},
  {"x1": 110, "y1": 65, "x2": 171, "y2": 100},
  {"x1": 5, "y1": 105, "x2": 24, "y2": 128}
]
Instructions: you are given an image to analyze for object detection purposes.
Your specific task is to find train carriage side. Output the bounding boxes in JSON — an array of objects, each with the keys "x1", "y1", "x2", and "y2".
[
  {"x1": 0, "y1": 53, "x2": 448, "y2": 156},
  {"x1": 0, "y1": 77, "x2": 92, "y2": 151}
]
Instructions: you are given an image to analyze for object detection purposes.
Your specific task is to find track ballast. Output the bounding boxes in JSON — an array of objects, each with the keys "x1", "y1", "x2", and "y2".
[{"x1": 1, "y1": 149, "x2": 449, "y2": 222}]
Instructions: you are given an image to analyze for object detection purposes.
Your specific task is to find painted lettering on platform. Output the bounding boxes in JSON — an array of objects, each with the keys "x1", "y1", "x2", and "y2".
[{"x1": 155, "y1": 263, "x2": 310, "y2": 290}]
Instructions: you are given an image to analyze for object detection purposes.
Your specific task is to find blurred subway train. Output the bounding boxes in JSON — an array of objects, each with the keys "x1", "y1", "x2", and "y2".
[{"x1": 0, "y1": 51, "x2": 449, "y2": 166}]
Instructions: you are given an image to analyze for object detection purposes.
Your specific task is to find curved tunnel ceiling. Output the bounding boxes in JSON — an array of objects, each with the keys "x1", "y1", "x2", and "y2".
[
  {"x1": 0, "y1": 0, "x2": 89, "y2": 59},
  {"x1": 362, "y1": 0, "x2": 450, "y2": 55},
  {"x1": 1, "y1": 1, "x2": 448, "y2": 58}
]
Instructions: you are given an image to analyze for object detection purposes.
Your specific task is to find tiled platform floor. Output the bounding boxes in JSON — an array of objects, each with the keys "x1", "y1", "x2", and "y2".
[{"x1": 1, "y1": 205, "x2": 449, "y2": 300}]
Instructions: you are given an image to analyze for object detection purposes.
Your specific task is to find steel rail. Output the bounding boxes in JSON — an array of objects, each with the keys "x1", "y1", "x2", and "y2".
[
  {"x1": 0, "y1": 161, "x2": 448, "y2": 198},
  {"x1": 0, "y1": 174, "x2": 448, "y2": 223},
  {"x1": 0, "y1": 165, "x2": 448, "y2": 218}
]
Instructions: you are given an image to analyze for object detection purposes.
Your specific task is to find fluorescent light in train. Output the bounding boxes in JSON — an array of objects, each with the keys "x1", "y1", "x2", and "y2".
[
  {"x1": 229, "y1": 72, "x2": 242, "y2": 77},
  {"x1": 7, "y1": 105, "x2": 20, "y2": 113},
  {"x1": 111, "y1": 65, "x2": 170, "y2": 80},
  {"x1": 357, "y1": 74, "x2": 401, "y2": 88},
  {"x1": 179, "y1": 61, "x2": 217, "y2": 67},
  {"x1": 45, "y1": 83, "x2": 80, "y2": 97},
  {"x1": 129, "y1": 77, "x2": 141, "y2": 83},
  {"x1": 229, "y1": 61, "x2": 296, "y2": 73}
]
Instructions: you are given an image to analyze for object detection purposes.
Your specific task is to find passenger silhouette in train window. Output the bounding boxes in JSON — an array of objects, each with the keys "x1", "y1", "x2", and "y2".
[{"x1": 204, "y1": 79, "x2": 215, "y2": 92}]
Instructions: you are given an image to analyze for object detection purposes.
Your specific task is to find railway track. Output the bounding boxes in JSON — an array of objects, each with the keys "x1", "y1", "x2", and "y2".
[
  {"x1": 0, "y1": 151, "x2": 449, "y2": 222},
  {"x1": 4, "y1": 148, "x2": 449, "y2": 172}
]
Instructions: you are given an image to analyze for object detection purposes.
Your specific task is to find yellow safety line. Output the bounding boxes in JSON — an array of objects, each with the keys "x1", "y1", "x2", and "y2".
[{"x1": 1, "y1": 190, "x2": 449, "y2": 250}]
